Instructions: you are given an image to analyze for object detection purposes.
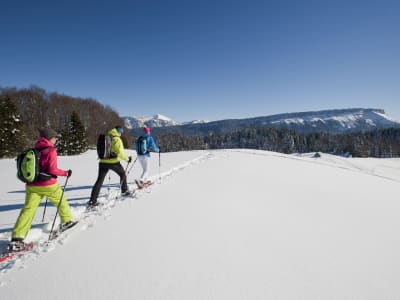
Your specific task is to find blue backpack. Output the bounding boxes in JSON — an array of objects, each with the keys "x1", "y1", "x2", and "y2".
[{"x1": 135, "y1": 136, "x2": 149, "y2": 155}]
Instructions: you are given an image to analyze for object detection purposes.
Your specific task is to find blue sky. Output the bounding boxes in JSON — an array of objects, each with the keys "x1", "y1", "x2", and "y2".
[{"x1": 1, "y1": 0, "x2": 399, "y2": 122}]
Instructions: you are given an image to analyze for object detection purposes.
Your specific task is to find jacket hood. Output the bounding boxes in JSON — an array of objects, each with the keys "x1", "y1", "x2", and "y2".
[
  {"x1": 107, "y1": 128, "x2": 120, "y2": 137},
  {"x1": 35, "y1": 137, "x2": 54, "y2": 149}
]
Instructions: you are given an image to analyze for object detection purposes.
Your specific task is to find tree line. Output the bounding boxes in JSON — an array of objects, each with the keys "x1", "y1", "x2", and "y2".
[
  {"x1": 155, "y1": 126, "x2": 400, "y2": 158},
  {"x1": 0, "y1": 86, "x2": 131, "y2": 158},
  {"x1": 1, "y1": 85, "x2": 399, "y2": 159}
]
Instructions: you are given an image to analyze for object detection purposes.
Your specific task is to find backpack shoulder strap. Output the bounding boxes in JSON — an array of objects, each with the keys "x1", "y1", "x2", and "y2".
[
  {"x1": 37, "y1": 146, "x2": 51, "y2": 151},
  {"x1": 36, "y1": 146, "x2": 52, "y2": 155}
]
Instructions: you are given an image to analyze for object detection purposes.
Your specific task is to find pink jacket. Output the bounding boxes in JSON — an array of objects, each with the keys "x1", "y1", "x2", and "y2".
[{"x1": 27, "y1": 137, "x2": 68, "y2": 186}]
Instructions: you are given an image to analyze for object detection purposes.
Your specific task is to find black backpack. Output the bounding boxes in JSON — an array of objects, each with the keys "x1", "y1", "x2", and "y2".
[
  {"x1": 96, "y1": 134, "x2": 117, "y2": 159},
  {"x1": 135, "y1": 136, "x2": 149, "y2": 155},
  {"x1": 16, "y1": 147, "x2": 52, "y2": 183}
]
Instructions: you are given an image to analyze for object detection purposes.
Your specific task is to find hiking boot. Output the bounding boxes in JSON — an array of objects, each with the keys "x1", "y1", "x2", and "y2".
[
  {"x1": 87, "y1": 201, "x2": 100, "y2": 209},
  {"x1": 60, "y1": 220, "x2": 78, "y2": 232},
  {"x1": 135, "y1": 179, "x2": 144, "y2": 188},
  {"x1": 121, "y1": 190, "x2": 134, "y2": 197},
  {"x1": 7, "y1": 240, "x2": 28, "y2": 252}
]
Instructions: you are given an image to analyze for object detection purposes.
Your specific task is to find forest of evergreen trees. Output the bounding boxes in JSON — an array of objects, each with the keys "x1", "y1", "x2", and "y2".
[
  {"x1": 1, "y1": 85, "x2": 399, "y2": 159},
  {"x1": 155, "y1": 126, "x2": 400, "y2": 158}
]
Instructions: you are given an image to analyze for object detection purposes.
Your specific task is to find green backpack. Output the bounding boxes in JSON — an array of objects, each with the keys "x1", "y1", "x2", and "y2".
[{"x1": 16, "y1": 148, "x2": 52, "y2": 183}]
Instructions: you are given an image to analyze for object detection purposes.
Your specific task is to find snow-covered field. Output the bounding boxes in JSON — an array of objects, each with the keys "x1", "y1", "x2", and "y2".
[{"x1": 1, "y1": 149, "x2": 400, "y2": 299}]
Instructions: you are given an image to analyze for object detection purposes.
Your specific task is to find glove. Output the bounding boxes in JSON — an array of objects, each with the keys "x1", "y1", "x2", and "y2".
[
  {"x1": 67, "y1": 169, "x2": 72, "y2": 177},
  {"x1": 128, "y1": 156, "x2": 132, "y2": 163}
]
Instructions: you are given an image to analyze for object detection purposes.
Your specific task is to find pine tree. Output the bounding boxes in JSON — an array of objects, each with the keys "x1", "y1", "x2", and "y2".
[
  {"x1": 58, "y1": 111, "x2": 88, "y2": 155},
  {"x1": 0, "y1": 96, "x2": 24, "y2": 157}
]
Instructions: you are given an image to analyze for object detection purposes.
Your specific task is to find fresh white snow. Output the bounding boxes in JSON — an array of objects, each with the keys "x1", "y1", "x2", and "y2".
[{"x1": 1, "y1": 149, "x2": 400, "y2": 299}]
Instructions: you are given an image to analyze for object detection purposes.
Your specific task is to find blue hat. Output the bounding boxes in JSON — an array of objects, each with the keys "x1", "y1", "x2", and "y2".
[{"x1": 115, "y1": 126, "x2": 124, "y2": 135}]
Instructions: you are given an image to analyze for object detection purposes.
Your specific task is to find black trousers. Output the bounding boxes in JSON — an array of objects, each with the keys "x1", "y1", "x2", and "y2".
[{"x1": 90, "y1": 162, "x2": 128, "y2": 203}]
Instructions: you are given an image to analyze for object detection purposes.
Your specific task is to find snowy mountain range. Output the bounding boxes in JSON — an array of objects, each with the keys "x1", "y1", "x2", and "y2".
[
  {"x1": 123, "y1": 114, "x2": 207, "y2": 129},
  {"x1": 254, "y1": 108, "x2": 400, "y2": 133},
  {"x1": 124, "y1": 109, "x2": 400, "y2": 135}
]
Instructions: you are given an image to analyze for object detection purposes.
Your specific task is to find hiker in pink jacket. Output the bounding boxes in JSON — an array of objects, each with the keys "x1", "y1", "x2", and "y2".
[{"x1": 9, "y1": 128, "x2": 76, "y2": 252}]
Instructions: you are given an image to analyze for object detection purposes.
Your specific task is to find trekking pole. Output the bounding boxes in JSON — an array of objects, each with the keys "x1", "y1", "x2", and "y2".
[
  {"x1": 48, "y1": 176, "x2": 70, "y2": 241},
  {"x1": 125, "y1": 159, "x2": 130, "y2": 174},
  {"x1": 127, "y1": 157, "x2": 137, "y2": 175},
  {"x1": 116, "y1": 160, "x2": 131, "y2": 197},
  {"x1": 124, "y1": 160, "x2": 130, "y2": 181},
  {"x1": 42, "y1": 197, "x2": 48, "y2": 222},
  {"x1": 158, "y1": 150, "x2": 161, "y2": 182},
  {"x1": 117, "y1": 159, "x2": 131, "y2": 189}
]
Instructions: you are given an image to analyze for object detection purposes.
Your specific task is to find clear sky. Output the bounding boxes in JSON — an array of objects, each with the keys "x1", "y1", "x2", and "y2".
[{"x1": 1, "y1": 0, "x2": 399, "y2": 122}]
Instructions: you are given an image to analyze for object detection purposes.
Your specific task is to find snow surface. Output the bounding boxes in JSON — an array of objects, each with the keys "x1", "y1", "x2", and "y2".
[{"x1": 1, "y1": 149, "x2": 400, "y2": 299}]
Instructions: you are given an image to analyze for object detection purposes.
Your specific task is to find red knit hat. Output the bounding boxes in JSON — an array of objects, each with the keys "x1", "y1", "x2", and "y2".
[{"x1": 143, "y1": 127, "x2": 150, "y2": 134}]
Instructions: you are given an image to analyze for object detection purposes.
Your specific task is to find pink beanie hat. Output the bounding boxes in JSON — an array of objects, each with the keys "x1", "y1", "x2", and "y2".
[{"x1": 143, "y1": 127, "x2": 150, "y2": 134}]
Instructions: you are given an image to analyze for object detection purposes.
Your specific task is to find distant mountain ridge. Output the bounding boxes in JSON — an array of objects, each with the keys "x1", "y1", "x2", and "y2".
[
  {"x1": 256, "y1": 108, "x2": 400, "y2": 133},
  {"x1": 123, "y1": 114, "x2": 208, "y2": 129},
  {"x1": 124, "y1": 109, "x2": 400, "y2": 136}
]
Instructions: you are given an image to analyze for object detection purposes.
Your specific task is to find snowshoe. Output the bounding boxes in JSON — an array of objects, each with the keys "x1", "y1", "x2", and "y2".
[
  {"x1": 135, "y1": 179, "x2": 153, "y2": 189},
  {"x1": 121, "y1": 190, "x2": 135, "y2": 198},
  {"x1": 135, "y1": 179, "x2": 144, "y2": 188},
  {"x1": 60, "y1": 220, "x2": 78, "y2": 233},
  {"x1": 86, "y1": 201, "x2": 101, "y2": 211},
  {"x1": 49, "y1": 220, "x2": 79, "y2": 240},
  {"x1": 7, "y1": 240, "x2": 34, "y2": 253},
  {"x1": 1, "y1": 241, "x2": 35, "y2": 264}
]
